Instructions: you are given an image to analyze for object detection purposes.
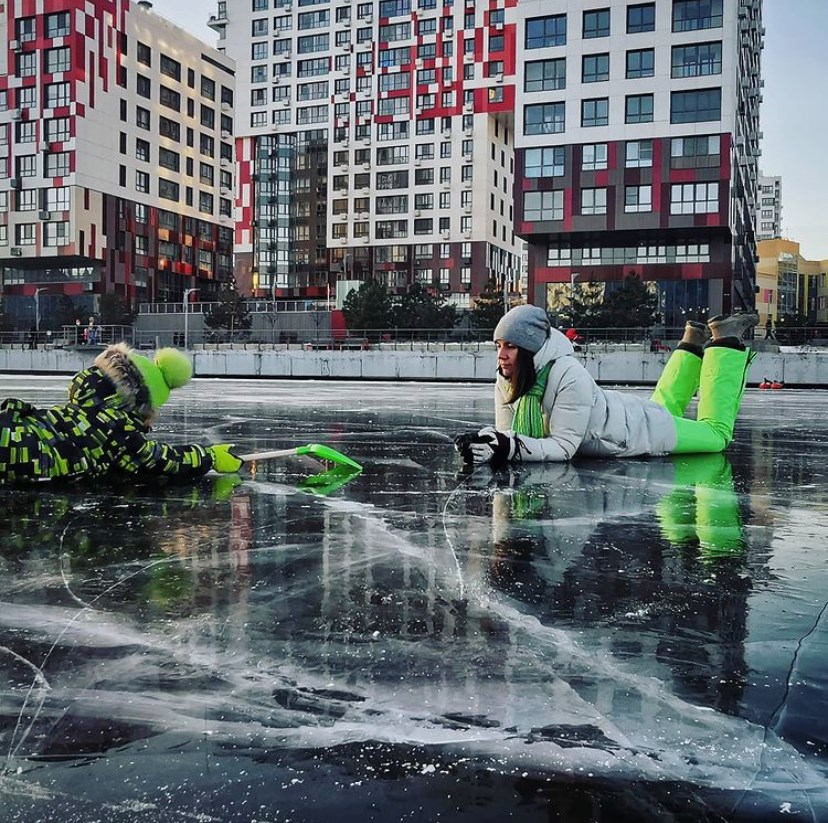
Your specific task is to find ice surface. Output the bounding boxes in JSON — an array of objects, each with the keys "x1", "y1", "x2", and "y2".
[{"x1": 1, "y1": 377, "x2": 828, "y2": 821}]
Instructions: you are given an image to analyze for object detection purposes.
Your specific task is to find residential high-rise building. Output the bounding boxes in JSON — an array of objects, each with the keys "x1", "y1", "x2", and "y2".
[
  {"x1": 210, "y1": 0, "x2": 523, "y2": 308},
  {"x1": 513, "y1": 0, "x2": 764, "y2": 326},
  {"x1": 756, "y1": 173, "x2": 781, "y2": 241},
  {"x1": 0, "y1": 0, "x2": 235, "y2": 330},
  {"x1": 212, "y1": 0, "x2": 762, "y2": 326}
]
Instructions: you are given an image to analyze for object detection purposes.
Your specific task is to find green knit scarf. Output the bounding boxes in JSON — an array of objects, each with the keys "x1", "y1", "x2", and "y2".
[{"x1": 512, "y1": 362, "x2": 552, "y2": 437}]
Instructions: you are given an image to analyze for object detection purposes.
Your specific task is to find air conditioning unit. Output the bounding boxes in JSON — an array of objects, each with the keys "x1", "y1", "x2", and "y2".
[
  {"x1": 413, "y1": 209, "x2": 421, "y2": 217},
  {"x1": 11, "y1": 109, "x2": 22, "y2": 121},
  {"x1": 221, "y1": 130, "x2": 231, "y2": 139},
  {"x1": 221, "y1": 102, "x2": 231, "y2": 112},
  {"x1": 441, "y1": 230, "x2": 450, "y2": 239},
  {"x1": 10, "y1": 247, "x2": 23, "y2": 256},
  {"x1": 343, "y1": 19, "x2": 352, "y2": 27},
  {"x1": 10, "y1": 39, "x2": 21, "y2": 51},
  {"x1": 39, "y1": 140, "x2": 50, "y2": 152},
  {"x1": 362, "y1": 161, "x2": 370, "y2": 169},
  {"x1": 337, "y1": 212, "x2": 348, "y2": 220},
  {"x1": 463, "y1": 102, "x2": 473, "y2": 113},
  {"x1": 463, "y1": 231, "x2": 471, "y2": 239},
  {"x1": 463, "y1": 206, "x2": 471, "y2": 214},
  {"x1": 442, "y1": 129, "x2": 451, "y2": 137},
  {"x1": 220, "y1": 187, "x2": 232, "y2": 197},
  {"x1": 220, "y1": 158, "x2": 232, "y2": 168},
  {"x1": 495, "y1": 73, "x2": 503, "y2": 83},
  {"x1": 413, "y1": 157, "x2": 421, "y2": 166},
  {"x1": 38, "y1": 210, "x2": 51, "y2": 220},
  {"x1": 10, "y1": 178, "x2": 21, "y2": 189}
]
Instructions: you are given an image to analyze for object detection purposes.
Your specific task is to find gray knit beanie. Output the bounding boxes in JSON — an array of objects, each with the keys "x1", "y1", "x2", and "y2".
[{"x1": 493, "y1": 305, "x2": 551, "y2": 353}]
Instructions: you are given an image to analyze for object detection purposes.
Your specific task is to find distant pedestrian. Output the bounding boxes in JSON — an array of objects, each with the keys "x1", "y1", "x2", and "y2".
[{"x1": 27, "y1": 325, "x2": 37, "y2": 350}]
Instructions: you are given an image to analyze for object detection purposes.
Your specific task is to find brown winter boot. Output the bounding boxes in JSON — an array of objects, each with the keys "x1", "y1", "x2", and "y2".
[{"x1": 677, "y1": 320, "x2": 711, "y2": 358}]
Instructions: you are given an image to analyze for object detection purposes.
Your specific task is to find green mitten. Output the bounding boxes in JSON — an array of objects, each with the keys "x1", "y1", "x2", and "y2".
[{"x1": 208, "y1": 444, "x2": 243, "y2": 473}]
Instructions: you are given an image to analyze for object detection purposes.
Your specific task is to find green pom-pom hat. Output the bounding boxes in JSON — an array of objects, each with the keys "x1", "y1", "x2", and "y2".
[
  {"x1": 130, "y1": 347, "x2": 193, "y2": 410},
  {"x1": 93, "y1": 343, "x2": 193, "y2": 416}
]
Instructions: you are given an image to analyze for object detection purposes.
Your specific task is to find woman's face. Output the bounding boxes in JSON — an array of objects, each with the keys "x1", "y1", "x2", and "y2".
[{"x1": 496, "y1": 340, "x2": 519, "y2": 379}]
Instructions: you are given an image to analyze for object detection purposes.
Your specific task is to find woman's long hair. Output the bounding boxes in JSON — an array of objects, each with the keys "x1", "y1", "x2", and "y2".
[{"x1": 502, "y1": 346, "x2": 537, "y2": 404}]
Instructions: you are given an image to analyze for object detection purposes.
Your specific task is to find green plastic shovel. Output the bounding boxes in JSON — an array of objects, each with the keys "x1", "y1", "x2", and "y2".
[{"x1": 237, "y1": 443, "x2": 362, "y2": 472}]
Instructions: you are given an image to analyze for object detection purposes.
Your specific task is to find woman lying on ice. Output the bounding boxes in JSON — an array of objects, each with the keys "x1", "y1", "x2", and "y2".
[
  {"x1": 0, "y1": 343, "x2": 242, "y2": 484},
  {"x1": 455, "y1": 304, "x2": 758, "y2": 467}
]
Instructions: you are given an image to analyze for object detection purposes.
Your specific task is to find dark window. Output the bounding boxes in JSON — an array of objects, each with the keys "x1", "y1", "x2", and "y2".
[
  {"x1": 626, "y1": 48, "x2": 654, "y2": 78},
  {"x1": 136, "y1": 74, "x2": 151, "y2": 98},
  {"x1": 581, "y1": 97, "x2": 609, "y2": 127},
  {"x1": 524, "y1": 102, "x2": 565, "y2": 135},
  {"x1": 625, "y1": 93, "x2": 654, "y2": 123},
  {"x1": 671, "y1": 41, "x2": 722, "y2": 77},
  {"x1": 670, "y1": 87, "x2": 721, "y2": 123},
  {"x1": 159, "y1": 86, "x2": 181, "y2": 111},
  {"x1": 582, "y1": 53, "x2": 609, "y2": 83},
  {"x1": 159, "y1": 115, "x2": 181, "y2": 141},
  {"x1": 525, "y1": 15, "x2": 566, "y2": 49},
  {"x1": 524, "y1": 59, "x2": 566, "y2": 92},
  {"x1": 158, "y1": 179, "x2": 180, "y2": 202},
  {"x1": 627, "y1": 3, "x2": 655, "y2": 33},
  {"x1": 160, "y1": 54, "x2": 182, "y2": 82},
  {"x1": 137, "y1": 41, "x2": 151, "y2": 66},
  {"x1": 136, "y1": 106, "x2": 150, "y2": 130},
  {"x1": 583, "y1": 8, "x2": 610, "y2": 38},
  {"x1": 159, "y1": 147, "x2": 180, "y2": 172},
  {"x1": 672, "y1": 0, "x2": 723, "y2": 32}
]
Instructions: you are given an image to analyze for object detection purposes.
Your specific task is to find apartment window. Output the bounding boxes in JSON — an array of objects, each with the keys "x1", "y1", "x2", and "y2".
[
  {"x1": 16, "y1": 122, "x2": 36, "y2": 143},
  {"x1": 137, "y1": 42, "x2": 151, "y2": 66},
  {"x1": 671, "y1": 135, "x2": 719, "y2": 167},
  {"x1": 581, "y1": 98, "x2": 609, "y2": 127},
  {"x1": 418, "y1": 42, "x2": 437, "y2": 59},
  {"x1": 523, "y1": 190, "x2": 563, "y2": 221},
  {"x1": 524, "y1": 102, "x2": 565, "y2": 135},
  {"x1": 490, "y1": 34, "x2": 505, "y2": 51},
  {"x1": 670, "y1": 88, "x2": 721, "y2": 123},
  {"x1": 44, "y1": 47, "x2": 71, "y2": 74},
  {"x1": 16, "y1": 223, "x2": 37, "y2": 246},
  {"x1": 671, "y1": 41, "x2": 722, "y2": 78},
  {"x1": 159, "y1": 147, "x2": 180, "y2": 172},
  {"x1": 17, "y1": 190, "x2": 37, "y2": 210},
  {"x1": 46, "y1": 118, "x2": 70, "y2": 142},
  {"x1": 252, "y1": 17, "x2": 268, "y2": 36},
  {"x1": 46, "y1": 187, "x2": 71, "y2": 211},
  {"x1": 300, "y1": 9, "x2": 330, "y2": 29},
  {"x1": 159, "y1": 178, "x2": 180, "y2": 202},
  {"x1": 135, "y1": 138, "x2": 150, "y2": 162},
  {"x1": 136, "y1": 74, "x2": 151, "y2": 99},
  {"x1": 252, "y1": 43, "x2": 267, "y2": 60},
  {"x1": 16, "y1": 17, "x2": 36, "y2": 42},
  {"x1": 672, "y1": 0, "x2": 723, "y2": 32},
  {"x1": 380, "y1": 21, "x2": 411, "y2": 40},
  {"x1": 626, "y1": 48, "x2": 654, "y2": 78},
  {"x1": 136, "y1": 170, "x2": 150, "y2": 193},
  {"x1": 582, "y1": 53, "x2": 609, "y2": 83},
  {"x1": 199, "y1": 192, "x2": 214, "y2": 213},
  {"x1": 624, "y1": 185, "x2": 652, "y2": 212},
  {"x1": 298, "y1": 34, "x2": 330, "y2": 53},
  {"x1": 45, "y1": 12, "x2": 71, "y2": 38},
  {"x1": 582, "y1": 143, "x2": 607, "y2": 171},
  {"x1": 160, "y1": 54, "x2": 182, "y2": 82},
  {"x1": 159, "y1": 116, "x2": 181, "y2": 141},
  {"x1": 16, "y1": 156, "x2": 36, "y2": 177},
  {"x1": 581, "y1": 188, "x2": 607, "y2": 215},
  {"x1": 201, "y1": 77, "x2": 216, "y2": 101},
  {"x1": 44, "y1": 222, "x2": 69, "y2": 247},
  {"x1": 251, "y1": 65, "x2": 267, "y2": 83},
  {"x1": 201, "y1": 105, "x2": 215, "y2": 128},
  {"x1": 524, "y1": 147, "x2": 564, "y2": 177},
  {"x1": 160, "y1": 86, "x2": 181, "y2": 111},
  {"x1": 627, "y1": 3, "x2": 655, "y2": 33},
  {"x1": 583, "y1": 8, "x2": 610, "y2": 38},
  {"x1": 625, "y1": 93, "x2": 653, "y2": 123},
  {"x1": 45, "y1": 83, "x2": 71, "y2": 108},
  {"x1": 525, "y1": 15, "x2": 566, "y2": 49},
  {"x1": 625, "y1": 139, "x2": 653, "y2": 168},
  {"x1": 670, "y1": 182, "x2": 719, "y2": 214},
  {"x1": 136, "y1": 107, "x2": 150, "y2": 130},
  {"x1": 16, "y1": 52, "x2": 37, "y2": 77},
  {"x1": 418, "y1": 18, "x2": 437, "y2": 35}
]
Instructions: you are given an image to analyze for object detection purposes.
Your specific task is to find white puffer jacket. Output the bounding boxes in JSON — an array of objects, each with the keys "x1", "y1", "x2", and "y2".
[{"x1": 494, "y1": 329, "x2": 678, "y2": 462}]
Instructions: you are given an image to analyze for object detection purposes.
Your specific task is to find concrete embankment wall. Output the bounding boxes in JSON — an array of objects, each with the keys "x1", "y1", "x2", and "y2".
[{"x1": 1, "y1": 347, "x2": 826, "y2": 387}]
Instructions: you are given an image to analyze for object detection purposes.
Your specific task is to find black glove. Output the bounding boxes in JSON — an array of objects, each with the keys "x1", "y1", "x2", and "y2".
[{"x1": 454, "y1": 426, "x2": 520, "y2": 468}]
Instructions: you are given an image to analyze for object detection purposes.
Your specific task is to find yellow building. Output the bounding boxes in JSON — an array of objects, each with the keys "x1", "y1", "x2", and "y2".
[{"x1": 756, "y1": 239, "x2": 828, "y2": 328}]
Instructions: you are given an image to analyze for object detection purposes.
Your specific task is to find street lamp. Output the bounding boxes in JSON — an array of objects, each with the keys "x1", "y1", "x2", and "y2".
[
  {"x1": 183, "y1": 288, "x2": 198, "y2": 349},
  {"x1": 34, "y1": 287, "x2": 48, "y2": 332}
]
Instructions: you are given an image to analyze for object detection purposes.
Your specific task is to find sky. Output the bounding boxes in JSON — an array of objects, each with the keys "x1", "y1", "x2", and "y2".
[{"x1": 149, "y1": 0, "x2": 828, "y2": 261}]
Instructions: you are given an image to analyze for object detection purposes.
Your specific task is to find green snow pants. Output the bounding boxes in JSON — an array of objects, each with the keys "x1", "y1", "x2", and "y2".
[
  {"x1": 650, "y1": 347, "x2": 754, "y2": 454},
  {"x1": 655, "y1": 453, "x2": 744, "y2": 559}
]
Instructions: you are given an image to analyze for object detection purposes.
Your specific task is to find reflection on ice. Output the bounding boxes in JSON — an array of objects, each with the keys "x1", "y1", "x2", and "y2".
[{"x1": 1, "y1": 380, "x2": 828, "y2": 820}]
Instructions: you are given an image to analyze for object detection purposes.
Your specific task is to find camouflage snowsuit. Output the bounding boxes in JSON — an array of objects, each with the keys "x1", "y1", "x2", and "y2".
[{"x1": 0, "y1": 367, "x2": 213, "y2": 484}]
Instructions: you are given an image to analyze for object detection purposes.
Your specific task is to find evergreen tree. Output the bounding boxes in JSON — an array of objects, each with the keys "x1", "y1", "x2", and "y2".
[
  {"x1": 391, "y1": 282, "x2": 456, "y2": 330},
  {"x1": 599, "y1": 273, "x2": 658, "y2": 329},
  {"x1": 342, "y1": 278, "x2": 393, "y2": 332},
  {"x1": 55, "y1": 295, "x2": 85, "y2": 330},
  {"x1": 469, "y1": 279, "x2": 506, "y2": 332},
  {"x1": 99, "y1": 293, "x2": 135, "y2": 327},
  {"x1": 0, "y1": 299, "x2": 13, "y2": 333},
  {"x1": 204, "y1": 277, "x2": 252, "y2": 338},
  {"x1": 561, "y1": 281, "x2": 604, "y2": 328}
]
